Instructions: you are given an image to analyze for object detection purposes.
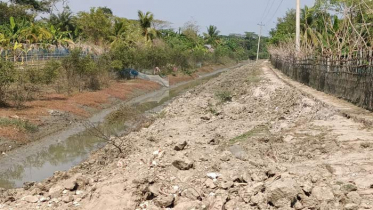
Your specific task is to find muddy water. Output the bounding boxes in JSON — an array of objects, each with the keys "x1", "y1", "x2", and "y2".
[{"x1": 0, "y1": 65, "x2": 237, "y2": 189}]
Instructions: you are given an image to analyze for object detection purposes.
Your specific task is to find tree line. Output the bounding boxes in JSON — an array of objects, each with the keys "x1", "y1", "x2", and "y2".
[{"x1": 0, "y1": 0, "x2": 268, "y2": 108}]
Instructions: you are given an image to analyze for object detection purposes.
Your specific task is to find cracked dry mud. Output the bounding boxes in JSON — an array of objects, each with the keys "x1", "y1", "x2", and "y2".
[{"x1": 1, "y1": 61, "x2": 373, "y2": 210}]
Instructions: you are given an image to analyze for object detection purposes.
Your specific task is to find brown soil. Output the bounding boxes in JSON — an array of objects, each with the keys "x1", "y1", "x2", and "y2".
[{"x1": 3, "y1": 61, "x2": 373, "y2": 209}]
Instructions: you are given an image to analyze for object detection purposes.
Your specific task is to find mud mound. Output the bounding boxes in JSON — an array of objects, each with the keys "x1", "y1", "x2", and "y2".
[{"x1": 1, "y1": 61, "x2": 373, "y2": 210}]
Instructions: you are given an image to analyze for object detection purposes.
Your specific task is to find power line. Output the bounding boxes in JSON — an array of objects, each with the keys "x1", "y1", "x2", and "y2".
[
  {"x1": 265, "y1": 0, "x2": 285, "y2": 25},
  {"x1": 260, "y1": 0, "x2": 271, "y2": 21},
  {"x1": 263, "y1": 0, "x2": 276, "y2": 21}
]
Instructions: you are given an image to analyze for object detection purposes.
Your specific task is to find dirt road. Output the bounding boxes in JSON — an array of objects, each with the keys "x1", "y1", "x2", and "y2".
[{"x1": 1, "y1": 61, "x2": 373, "y2": 210}]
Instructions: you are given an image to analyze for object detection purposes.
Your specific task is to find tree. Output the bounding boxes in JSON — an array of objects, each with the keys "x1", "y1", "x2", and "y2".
[
  {"x1": 48, "y1": 6, "x2": 76, "y2": 38},
  {"x1": 137, "y1": 10, "x2": 155, "y2": 40},
  {"x1": 203, "y1": 25, "x2": 220, "y2": 45},
  {"x1": 76, "y1": 7, "x2": 113, "y2": 45},
  {"x1": 9, "y1": 0, "x2": 58, "y2": 12},
  {"x1": 0, "y1": 2, "x2": 32, "y2": 25}
]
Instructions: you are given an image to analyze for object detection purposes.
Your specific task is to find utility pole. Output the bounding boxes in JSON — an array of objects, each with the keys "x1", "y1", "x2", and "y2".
[
  {"x1": 257, "y1": 22, "x2": 265, "y2": 61},
  {"x1": 296, "y1": 0, "x2": 301, "y2": 54}
]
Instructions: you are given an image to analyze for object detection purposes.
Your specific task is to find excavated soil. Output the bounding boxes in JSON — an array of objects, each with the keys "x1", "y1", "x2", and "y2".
[{"x1": 1, "y1": 61, "x2": 373, "y2": 210}]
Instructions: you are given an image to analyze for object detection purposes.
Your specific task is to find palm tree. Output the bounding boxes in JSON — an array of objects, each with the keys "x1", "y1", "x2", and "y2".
[
  {"x1": 48, "y1": 7, "x2": 76, "y2": 39},
  {"x1": 203, "y1": 25, "x2": 220, "y2": 45},
  {"x1": 137, "y1": 10, "x2": 154, "y2": 40}
]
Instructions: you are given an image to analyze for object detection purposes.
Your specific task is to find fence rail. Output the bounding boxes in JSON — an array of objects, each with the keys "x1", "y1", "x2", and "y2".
[{"x1": 270, "y1": 55, "x2": 373, "y2": 111}]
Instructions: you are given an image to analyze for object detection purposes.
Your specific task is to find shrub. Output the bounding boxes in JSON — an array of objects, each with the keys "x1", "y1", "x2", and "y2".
[
  {"x1": 0, "y1": 60, "x2": 15, "y2": 106},
  {"x1": 215, "y1": 90, "x2": 232, "y2": 103}
]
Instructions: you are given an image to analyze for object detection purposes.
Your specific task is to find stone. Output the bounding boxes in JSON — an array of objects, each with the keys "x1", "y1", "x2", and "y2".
[
  {"x1": 301, "y1": 181, "x2": 313, "y2": 194},
  {"x1": 341, "y1": 183, "x2": 358, "y2": 194},
  {"x1": 208, "y1": 195, "x2": 227, "y2": 210},
  {"x1": 312, "y1": 186, "x2": 335, "y2": 201},
  {"x1": 294, "y1": 201, "x2": 303, "y2": 210},
  {"x1": 267, "y1": 178, "x2": 300, "y2": 207},
  {"x1": 173, "y1": 200, "x2": 202, "y2": 210},
  {"x1": 181, "y1": 189, "x2": 200, "y2": 200},
  {"x1": 229, "y1": 145, "x2": 248, "y2": 161},
  {"x1": 62, "y1": 195, "x2": 74, "y2": 203},
  {"x1": 23, "y1": 182, "x2": 36, "y2": 190},
  {"x1": 22, "y1": 195, "x2": 39, "y2": 203},
  {"x1": 172, "y1": 157, "x2": 194, "y2": 170},
  {"x1": 249, "y1": 182, "x2": 265, "y2": 195},
  {"x1": 344, "y1": 203, "x2": 358, "y2": 210},
  {"x1": 347, "y1": 191, "x2": 361, "y2": 204},
  {"x1": 224, "y1": 199, "x2": 238, "y2": 210},
  {"x1": 205, "y1": 179, "x2": 217, "y2": 189},
  {"x1": 220, "y1": 181, "x2": 234, "y2": 189},
  {"x1": 63, "y1": 179, "x2": 77, "y2": 191},
  {"x1": 48, "y1": 185, "x2": 64, "y2": 198},
  {"x1": 154, "y1": 195, "x2": 174, "y2": 208},
  {"x1": 39, "y1": 197, "x2": 48, "y2": 202},
  {"x1": 174, "y1": 140, "x2": 187, "y2": 151},
  {"x1": 251, "y1": 192, "x2": 265, "y2": 205},
  {"x1": 148, "y1": 184, "x2": 161, "y2": 197},
  {"x1": 220, "y1": 151, "x2": 231, "y2": 162}
]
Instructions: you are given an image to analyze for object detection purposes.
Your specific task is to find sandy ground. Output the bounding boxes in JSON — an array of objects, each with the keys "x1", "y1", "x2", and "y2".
[{"x1": 1, "y1": 61, "x2": 373, "y2": 209}]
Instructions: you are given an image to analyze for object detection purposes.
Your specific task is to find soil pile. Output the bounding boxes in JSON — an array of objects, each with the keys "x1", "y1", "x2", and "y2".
[{"x1": 1, "y1": 61, "x2": 373, "y2": 209}]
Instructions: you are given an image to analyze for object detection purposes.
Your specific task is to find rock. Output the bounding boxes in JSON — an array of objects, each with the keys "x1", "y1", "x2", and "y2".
[
  {"x1": 181, "y1": 189, "x2": 200, "y2": 200},
  {"x1": 293, "y1": 201, "x2": 303, "y2": 210},
  {"x1": 249, "y1": 182, "x2": 265, "y2": 195},
  {"x1": 312, "y1": 186, "x2": 335, "y2": 201},
  {"x1": 48, "y1": 185, "x2": 64, "y2": 198},
  {"x1": 201, "y1": 116, "x2": 210, "y2": 121},
  {"x1": 173, "y1": 200, "x2": 202, "y2": 210},
  {"x1": 22, "y1": 195, "x2": 39, "y2": 203},
  {"x1": 220, "y1": 181, "x2": 234, "y2": 189},
  {"x1": 62, "y1": 195, "x2": 74, "y2": 203},
  {"x1": 301, "y1": 181, "x2": 313, "y2": 194},
  {"x1": 267, "y1": 178, "x2": 300, "y2": 207},
  {"x1": 172, "y1": 157, "x2": 194, "y2": 170},
  {"x1": 229, "y1": 145, "x2": 248, "y2": 161},
  {"x1": 251, "y1": 192, "x2": 265, "y2": 205},
  {"x1": 208, "y1": 138, "x2": 220, "y2": 145},
  {"x1": 220, "y1": 151, "x2": 231, "y2": 162},
  {"x1": 205, "y1": 179, "x2": 217, "y2": 189},
  {"x1": 224, "y1": 199, "x2": 238, "y2": 210},
  {"x1": 154, "y1": 195, "x2": 174, "y2": 208},
  {"x1": 174, "y1": 140, "x2": 187, "y2": 151},
  {"x1": 39, "y1": 197, "x2": 48, "y2": 202},
  {"x1": 23, "y1": 182, "x2": 35, "y2": 190},
  {"x1": 347, "y1": 191, "x2": 361, "y2": 204},
  {"x1": 36, "y1": 183, "x2": 47, "y2": 191},
  {"x1": 148, "y1": 184, "x2": 161, "y2": 197},
  {"x1": 341, "y1": 183, "x2": 358, "y2": 194},
  {"x1": 209, "y1": 195, "x2": 227, "y2": 210},
  {"x1": 299, "y1": 194, "x2": 318, "y2": 209},
  {"x1": 344, "y1": 203, "x2": 358, "y2": 210}
]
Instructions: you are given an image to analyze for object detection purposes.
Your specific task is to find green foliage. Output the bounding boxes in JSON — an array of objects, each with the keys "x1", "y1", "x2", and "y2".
[
  {"x1": 0, "y1": 117, "x2": 38, "y2": 132},
  {"x1": 76, "y1": 7, "x2": 113, "y2": 44},
  {"x1": 215, "y1": 90, "x2": 232, "y2": 103},
  {"x1": 42, "y1": 60, "x2": 61, "y2": 84},
  {"x1": 0, "y1": 60, "x2": 15, "y2": 105}
]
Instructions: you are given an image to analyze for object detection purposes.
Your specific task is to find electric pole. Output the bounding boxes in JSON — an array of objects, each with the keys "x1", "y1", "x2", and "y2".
[
  {"x1": 296, "y1": 0, "x2": 301, "y2": 54},
  {"x1": 257, "y1": 22, "x2": 265, "y2": 61}
]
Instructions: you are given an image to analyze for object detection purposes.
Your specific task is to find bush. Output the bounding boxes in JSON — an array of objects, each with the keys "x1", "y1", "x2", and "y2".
[
  {"x1": 0, "y1": 60, "x2": 15, "y2": 106},
  {"x1": 215, "y1": 90, "x2": 232, "y2": 103}
]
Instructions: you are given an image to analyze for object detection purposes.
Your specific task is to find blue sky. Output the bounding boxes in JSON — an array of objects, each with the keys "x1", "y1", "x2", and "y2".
[{"x1": 61, "y1": 0, "x2": 315, "y2": 36}]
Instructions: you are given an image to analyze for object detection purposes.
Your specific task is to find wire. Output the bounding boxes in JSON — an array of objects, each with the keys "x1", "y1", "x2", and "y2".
[
  {"x1": 265, "y1": 0, "x2": 285, "y2": 25},
  {"x1": 260, "y1": 0, "x2": 271, "y2": 21},
  {"x1": 263, "y1": 0, "x2": 276, "y2": 21}
]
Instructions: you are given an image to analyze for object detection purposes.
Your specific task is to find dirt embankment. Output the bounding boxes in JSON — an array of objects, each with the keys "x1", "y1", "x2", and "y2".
[
  {"x1": 2, "y1": 61, "x2": 373, "y2": 210},
  {"x1": 0, "y1": 64, "x2": 226, "y2": 154}
]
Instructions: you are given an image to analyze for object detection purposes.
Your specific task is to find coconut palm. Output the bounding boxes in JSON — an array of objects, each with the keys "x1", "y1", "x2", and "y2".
[
  {"x1": 203, "y1": 25, "x2": 220, "y2": 45},
  {"x1": 137, "y1": 10, "x2": 155, "y2": 40}
]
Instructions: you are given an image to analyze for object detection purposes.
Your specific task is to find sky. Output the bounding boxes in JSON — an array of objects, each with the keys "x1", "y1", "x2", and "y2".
[{"x1": 60, "y1": 0, "x2": 316, "y2": 36}]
